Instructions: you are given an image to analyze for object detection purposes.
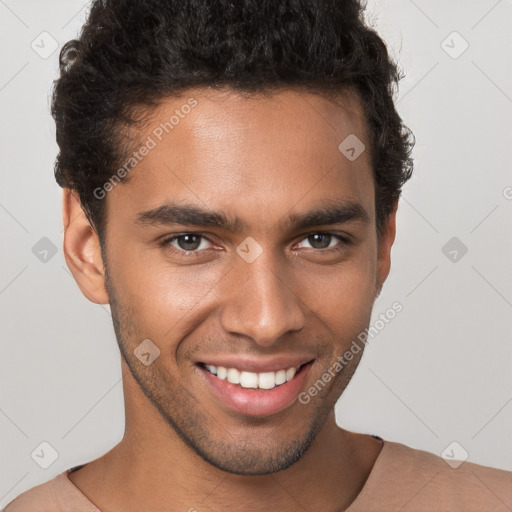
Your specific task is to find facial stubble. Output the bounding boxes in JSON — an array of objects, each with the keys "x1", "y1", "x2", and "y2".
[{"x1": 102, "y1": 255, "x2": 362, "y2": 476}]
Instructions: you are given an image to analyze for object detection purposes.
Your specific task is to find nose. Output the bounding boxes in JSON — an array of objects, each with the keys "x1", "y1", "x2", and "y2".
[{"x1": 219, "y1": 256, "x2": 306, "y2": 347}]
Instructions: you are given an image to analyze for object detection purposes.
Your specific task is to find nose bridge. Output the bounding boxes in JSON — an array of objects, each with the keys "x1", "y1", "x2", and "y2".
[{"x1": 219, "y1": 250, "x2": 305, "y2": 346}]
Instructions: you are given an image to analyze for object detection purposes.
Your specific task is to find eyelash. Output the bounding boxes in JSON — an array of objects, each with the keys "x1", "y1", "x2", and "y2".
[{"x1": 158, "y1": 232, "x2": 352, "y2": 258}]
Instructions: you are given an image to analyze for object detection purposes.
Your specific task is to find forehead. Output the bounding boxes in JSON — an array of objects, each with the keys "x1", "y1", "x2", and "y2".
[{"x1": 107, "y1": 87, "x2": 375, "y2": 233}]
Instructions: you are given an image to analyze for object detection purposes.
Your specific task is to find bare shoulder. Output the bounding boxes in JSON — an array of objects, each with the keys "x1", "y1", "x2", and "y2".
[
  {"x1": 2, "y1": 470, "x2": 97, "y2": 512},
  {"x1": 385, "y1": 441, "x2": 512, "y2": 511},
  {"x1": 2, "y1": 476, "x2": 58, "y2": 512},
  {"x1": 351, "y1": 440, "x2": 512, "y2": 512}
]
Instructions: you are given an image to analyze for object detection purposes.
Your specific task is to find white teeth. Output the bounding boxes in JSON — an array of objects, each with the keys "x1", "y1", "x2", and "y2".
[
  {"x1": 275, "y1": 369, "x2": 286, "y2": 385},
  {"x1": 226, "y1": 368, "x2": 240, "y2": 385},
  {"x1": 206, "y1": 365, "x2": 217, "y2": 375},
  {"x1": 216, "y1": 366, "x2": 227, "y2": 380},
  {"x1": 258, "y1": 372, "x2": 276, "y2": 390},
  {"x1": 239, "y1": 371, "x2": 258, "y2": 389},
  {"x1": 204, "y1": 364, "x2": 300, "y2": 389},
  {"x1": 285, "y1": 367, "x2": 297, "y2": 381}
]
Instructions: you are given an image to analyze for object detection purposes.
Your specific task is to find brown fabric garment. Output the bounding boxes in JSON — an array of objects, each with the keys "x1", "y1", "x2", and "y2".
[{"x1": 3, "y1": 438, "x2": 511, "y2": 512}]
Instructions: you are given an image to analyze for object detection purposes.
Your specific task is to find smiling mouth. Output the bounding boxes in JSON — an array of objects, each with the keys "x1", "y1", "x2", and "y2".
[{"x1": 199, "y1": 362, "x2": 311, "y2": 390}]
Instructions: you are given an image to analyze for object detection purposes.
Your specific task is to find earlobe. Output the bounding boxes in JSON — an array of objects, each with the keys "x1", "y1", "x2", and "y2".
[
  {"x1": 62, "y1": 188, "x2": 110, "y2": 305},
  {"x1": 375, "y1": 200, "x2": 398, "y2": 295}
]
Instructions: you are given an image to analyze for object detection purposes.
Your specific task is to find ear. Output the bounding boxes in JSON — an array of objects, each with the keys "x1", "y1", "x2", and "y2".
[
  {"x1": 375, "y1": 200, "x2": 398, "y2": 297},
  {"x1": 62, "y1": 188, "x2": 109, "y2": 304}
]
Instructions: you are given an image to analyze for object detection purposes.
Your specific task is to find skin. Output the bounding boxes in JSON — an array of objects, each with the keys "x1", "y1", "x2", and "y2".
[{"x1": 63, "y1": 87, "x2": 397, "y2": 512}]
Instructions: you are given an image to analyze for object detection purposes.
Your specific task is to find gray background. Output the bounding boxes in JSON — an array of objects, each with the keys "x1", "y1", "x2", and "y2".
[{"x1": 1, "y1": 0, "x2": 511, "y2": 505}]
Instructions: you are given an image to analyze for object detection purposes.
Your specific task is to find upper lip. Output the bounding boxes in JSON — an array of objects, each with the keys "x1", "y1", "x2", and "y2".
[{"x1": 197, "y1": 356, "x2": 314, "y2": 373}]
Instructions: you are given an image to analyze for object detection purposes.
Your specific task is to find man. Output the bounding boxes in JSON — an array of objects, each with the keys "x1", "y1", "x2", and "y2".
[{"x1": 4, "y1": 0, "x2": 511, "y2": 511}]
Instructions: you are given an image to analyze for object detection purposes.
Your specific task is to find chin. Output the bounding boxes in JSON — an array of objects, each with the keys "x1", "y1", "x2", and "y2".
[{"x1": 177, "y1": 417, "x2": 323, "y2": 476}]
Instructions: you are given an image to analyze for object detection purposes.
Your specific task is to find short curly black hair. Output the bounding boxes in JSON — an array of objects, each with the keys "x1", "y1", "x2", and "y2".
[{"x1": 52, "y1": 0, "x2": 414, "y2": 245}]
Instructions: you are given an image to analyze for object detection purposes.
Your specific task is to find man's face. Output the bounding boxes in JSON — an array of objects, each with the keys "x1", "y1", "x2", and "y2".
[{"x1": 97, "y1": 87, "x2": 392, "y2": 475}]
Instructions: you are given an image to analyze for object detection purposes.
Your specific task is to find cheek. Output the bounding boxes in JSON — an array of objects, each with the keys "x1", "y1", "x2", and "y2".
[
  {"x1": 301, "y1": 242, "x2": 379, "y2": 324},
  {"x1": 308, "y1": 274, "x2": 375, "y2": 338},
  {"x1": 110, "y1": 251, "x2": 227, "y2": 335}
]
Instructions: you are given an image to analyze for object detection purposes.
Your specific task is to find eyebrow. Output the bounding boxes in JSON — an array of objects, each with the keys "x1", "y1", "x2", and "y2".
[{"x1": 135, "y1": 198, "x2": 370, "y2": 233}]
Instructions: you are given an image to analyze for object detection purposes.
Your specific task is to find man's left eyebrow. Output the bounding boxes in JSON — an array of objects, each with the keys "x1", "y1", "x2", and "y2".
[{"x1": 281, "y1": 199, "x2": 371, "y2": 231}]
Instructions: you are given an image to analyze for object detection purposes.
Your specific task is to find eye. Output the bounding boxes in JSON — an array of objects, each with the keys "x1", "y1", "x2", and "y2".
[
  {"x1": 159, "y1": 231, "x2": 352, "y2": 259},
  {"x1": 160, "y1": 234, "x2": 214, "y2": 256},
  {"x1": 295, "y1": 232, "x2": 351, "y2": 252}
]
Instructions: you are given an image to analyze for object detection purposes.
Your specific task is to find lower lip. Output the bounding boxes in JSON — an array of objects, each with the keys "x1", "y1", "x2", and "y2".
[{"x1": 199, "y1": 363, "x2": 312, "y2": 417}]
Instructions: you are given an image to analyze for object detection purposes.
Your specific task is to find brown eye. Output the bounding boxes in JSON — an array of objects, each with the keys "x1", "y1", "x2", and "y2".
[
  {"x1": 306, "y1": 233, "x2": 334, "y2": 249},
  {"x1": 296, "y1": 232, "x2": 351, "y2": 251},
  {"x1": 174, "y1": 234, "x2": 202, "y2": 251},
  {"x1": 160, "y1": 234, "x2": 213, "y2": 255}
]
